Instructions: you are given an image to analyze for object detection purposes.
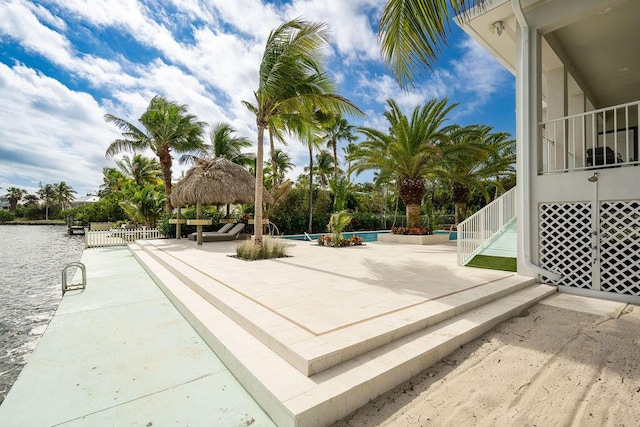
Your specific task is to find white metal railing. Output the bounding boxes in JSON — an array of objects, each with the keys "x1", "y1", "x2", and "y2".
[
  {"x1": 85, "y1": 227, "x2": 165, "y2": 248},
  {"x1": 457, "y1": 187, "x2": 516, "y2": 266},
  {"x1": 540, "y1": 100, "x2": 639, "y2": 174}
]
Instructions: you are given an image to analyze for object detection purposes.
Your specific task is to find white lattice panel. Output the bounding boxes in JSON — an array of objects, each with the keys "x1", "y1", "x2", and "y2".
[
  {"x1": 539, "y1": 203, "x2": 592, "y2": 287},
  {"x1": 599, "y1": 201, "x2": 640, "y2": 296}
]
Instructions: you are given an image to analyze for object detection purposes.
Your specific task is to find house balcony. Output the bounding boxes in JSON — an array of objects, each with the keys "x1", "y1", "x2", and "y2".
[{"x1": 539, "y1": 100, "x2": 639, "y2": 175}]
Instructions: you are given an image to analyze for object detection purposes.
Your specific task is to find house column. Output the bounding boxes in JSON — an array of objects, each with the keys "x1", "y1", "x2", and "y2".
[{"x1": 514, "y1": 1, "x2": 560, "y2": 281}]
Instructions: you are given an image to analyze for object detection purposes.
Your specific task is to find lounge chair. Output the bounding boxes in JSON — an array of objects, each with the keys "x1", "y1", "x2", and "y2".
[
  {"x1": 201, "y1": 223, "x2": 246, "y2": 242},
  {"x1": 187, "y1": 222, "x2": 236, "y2": 241}
]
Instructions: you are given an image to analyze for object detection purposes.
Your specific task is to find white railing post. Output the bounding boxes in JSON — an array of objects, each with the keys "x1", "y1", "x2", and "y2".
[{"x1": 84, "y1": 227, "x2": 165, "y2": 249}]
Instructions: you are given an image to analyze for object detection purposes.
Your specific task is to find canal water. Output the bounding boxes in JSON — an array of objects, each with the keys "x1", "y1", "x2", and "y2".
[{"x1": 0, "y1": 225, "x2": 84, "y2": 405}]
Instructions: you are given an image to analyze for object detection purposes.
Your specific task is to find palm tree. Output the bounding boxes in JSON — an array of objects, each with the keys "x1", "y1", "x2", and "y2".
[
  {"x1": 105, "y1": 95, "x2": 206, "y2": 213},
  {"x1": 306, "y1": 150, "x2": 334, "y2": 187},
  {"x1": 342, "y1": 141, "x2": 358, "y2": 181},
  {"x1": 243, "y1": 18, "x2": 362, "y2": 243},
  {"x1": 318, "y1": 113, "x2": 357, "y2": 181},
  {"x1": 5, "y1": 187, "x2": 26, "y2": 213},
  {"x1": 180, "y1": 122, "x2": 253, "y2": 168},
  {"x1": 351, "y1": 98, "x2": 456, "y2": 228},
  {"x1": 55, "y1": 181, "x2": 76, "y2": 210},
  {"x1": 100, "y1": 167, "x2": 129, "y2": 198},
  {"x1": 119, "y1": 185, "x2": 165, "y2": 227},
  {"x1": 379, "y1": 0, "x2": 487, "y2": 87},
  {"x1": 115, "y1": 154, "x2": 162, "y2": 186},
  {"x1": 37, "y1": 183, "x2": 57, "y2": 220},
  {"x1": 437, "y1": 124, "x2": 516, "y2": 224},
  {"x1": 273, "y1": 149, "x2": 295, "y2": 182},
  {"x1": 264, "y1": 149, "x2": 295, "y2": 186}
]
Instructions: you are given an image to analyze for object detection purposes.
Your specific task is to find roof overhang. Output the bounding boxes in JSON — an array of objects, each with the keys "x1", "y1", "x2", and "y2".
[{"x1": 456, "y1": 0, "x2": 640, "y2": 108}]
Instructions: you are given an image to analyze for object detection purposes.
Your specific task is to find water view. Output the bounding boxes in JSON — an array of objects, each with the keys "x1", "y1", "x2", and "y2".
[{"x1": 0, "y1": 225, "x2": 84, "y2": 405}]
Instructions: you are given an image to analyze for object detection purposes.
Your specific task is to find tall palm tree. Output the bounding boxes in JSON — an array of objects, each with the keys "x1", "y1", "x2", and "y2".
[
  {"x1": 105, "y1": 95, "x2": 206, "y2": 213},
  {"x1": 243, "y1": 18, "x2": 362, "y2": 243},
  {"x1": 437, "y1": 124, "x2": 516, "y2": 224},
  {"x1": 306, "y1": 150, "x2": 334, "y2": 187},
  {"x1": 266, "y1": 149, "x2": 295, "y2": 185},
  {"x1": 37, "y1": 183, "x2": 57, "y2": 220},
  {"x1": 5, "y1": 187, "x2": 26, "y2": 213},
  {"x1": 342, "y1": 141, "x2": 358, "y2": 181},
  {"x1": 318, "y1": 113, "x2": 357, "y2": 181},
  {"x1": 180, "y1": 122, "x2": 252, "y2": 168},
  {"x1": 351, "y1": 98, "x2": 456, "y2": 228},
  {"x1": 55, "y1": 181, "x2": 76, "y2": 210},
  {"x1": 379, "y1": 0, "x2": 486, "y2": 87},
  {"x1": 116, "y1": 154, "x2": 162, "y2": 186}
]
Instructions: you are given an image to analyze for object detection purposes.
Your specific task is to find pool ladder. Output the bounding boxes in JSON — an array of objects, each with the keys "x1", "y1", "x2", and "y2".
[{"x1": 62, "y1": 262, "x2": 87, "y2": 295}]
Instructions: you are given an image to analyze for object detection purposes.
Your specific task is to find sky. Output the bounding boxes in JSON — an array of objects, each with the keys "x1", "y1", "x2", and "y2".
[{"x1": 0, "y1": 0, "x2": 515, "y2": 197}]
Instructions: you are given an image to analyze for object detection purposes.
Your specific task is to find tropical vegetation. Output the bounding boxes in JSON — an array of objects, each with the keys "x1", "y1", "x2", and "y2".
[
  {"x1": 1, "y1": 11, "x2": 517, "y2": 237},
  {"x1": 105, "y1": 95, "x2": 206, "y2": 213},
  {"x1": 350, "y1": 98, "x2": 455, "y2": 229},
  {"x1": 242, "y1": 18, "x2": 362, "y2": 243}
]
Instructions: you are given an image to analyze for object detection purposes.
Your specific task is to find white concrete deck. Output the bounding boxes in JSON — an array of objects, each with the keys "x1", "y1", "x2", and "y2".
[
  {"x1": 0, "y1": 247, "x2": 275, "y2": 427},
  {"x1": 132, "y1": 238, "x2": 556, "y2": 426}
]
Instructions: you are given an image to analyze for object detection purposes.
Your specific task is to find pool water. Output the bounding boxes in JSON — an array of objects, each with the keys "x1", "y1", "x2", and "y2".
[
  {"x1": 283, "y1": 230, "x2": 457, "y2": 242},
  {"x1": 282, "y1": 230, "x2": 390, "y2": 242}
]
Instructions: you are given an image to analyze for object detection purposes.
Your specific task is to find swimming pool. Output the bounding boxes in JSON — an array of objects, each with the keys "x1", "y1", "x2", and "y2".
[
  {"x1": 282, "y1": 229, "x2": 457, "y2": 242},
  {"x1": 282, "y1": 230, "x2": 390, "y2": 242}
]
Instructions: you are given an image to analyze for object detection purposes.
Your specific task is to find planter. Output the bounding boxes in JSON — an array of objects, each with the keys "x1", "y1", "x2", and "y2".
[{"x1": 377, "y1": 233, "x2": 450, "y2": 245}]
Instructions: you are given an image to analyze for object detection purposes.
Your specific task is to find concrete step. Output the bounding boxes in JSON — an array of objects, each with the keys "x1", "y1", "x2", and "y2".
[
  {"x1": 130, "y1": 244, "x2": 556, "y2": 427},
  {"x1": 135, "y1": 240, "x2": 538, "y2": 377}
]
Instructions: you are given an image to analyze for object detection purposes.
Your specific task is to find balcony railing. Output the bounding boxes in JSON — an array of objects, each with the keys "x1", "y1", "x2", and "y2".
[
  {"x1": 457, "y1": 187, "x2": 516, "y2": 266},
  {"x1": 540, "y1": 100, "x2": 639, "y2": 174}
]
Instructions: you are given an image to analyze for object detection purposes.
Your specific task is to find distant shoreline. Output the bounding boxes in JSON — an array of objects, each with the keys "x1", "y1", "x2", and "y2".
[{"x1": 0, "y1": 221, "x2": 66, "y2": 226}]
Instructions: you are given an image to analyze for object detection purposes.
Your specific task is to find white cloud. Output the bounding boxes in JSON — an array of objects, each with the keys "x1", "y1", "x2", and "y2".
[
  {"x1": 285, "y1": 0, "x2": 383, "y2": 62},
  {"x1": 0, "y1": 63, "x2": 120, "y2": 194},
  {"x1": 450, "y1": 37, "x2": 510, "y2": 115},
  {"x1": 0, "y1": 0, "x2": 514, "y2": 195}
]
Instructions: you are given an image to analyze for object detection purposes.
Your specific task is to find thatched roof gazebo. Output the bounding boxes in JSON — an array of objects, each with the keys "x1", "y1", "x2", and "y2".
[{"x1": 171, "y1": 158, "x2": 260, "y2": 245}]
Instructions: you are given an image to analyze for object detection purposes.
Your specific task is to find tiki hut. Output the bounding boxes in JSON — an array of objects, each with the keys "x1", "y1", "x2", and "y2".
[{"x1": 171, "y1": 158, "x2": 260, "y2": 245}]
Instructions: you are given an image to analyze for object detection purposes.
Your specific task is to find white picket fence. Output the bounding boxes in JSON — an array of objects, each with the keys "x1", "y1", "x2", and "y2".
[
  {"x1": 85, "y1": 227, "x2": 165, "y2": 248},
  {"x1": 457, "y1": 187, "x2": 516, "y2": 266}
]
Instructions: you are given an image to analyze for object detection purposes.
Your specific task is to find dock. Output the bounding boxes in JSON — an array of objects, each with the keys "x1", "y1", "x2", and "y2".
[
  {"x1": 67, "y1": 225, "x2": 85, "y2": 235},
  {"x1": 0, "y1": 246, "x2": 274, "y2": 426}
]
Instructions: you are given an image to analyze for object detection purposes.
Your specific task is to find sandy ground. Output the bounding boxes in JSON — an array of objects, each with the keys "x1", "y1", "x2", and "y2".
[{"x1": 333, "y1": 302, "x2": 640, "y2": 427}]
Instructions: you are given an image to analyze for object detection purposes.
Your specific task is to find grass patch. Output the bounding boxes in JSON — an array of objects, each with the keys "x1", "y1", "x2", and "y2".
[
  {"x1": 466, "y1": 255, "x2": 517, "y2": 272},
  {"x1": 235, "y1": 237, "x2": 288, "y2": 260}
]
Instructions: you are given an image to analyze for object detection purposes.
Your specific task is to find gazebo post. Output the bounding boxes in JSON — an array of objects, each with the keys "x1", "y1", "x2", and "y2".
[
  {"x1": 176, "y1": 206, "x2": 182, "y2": 239},
  {"x1": 196, "y1": 202, "x2": 203, "y2": 246}
]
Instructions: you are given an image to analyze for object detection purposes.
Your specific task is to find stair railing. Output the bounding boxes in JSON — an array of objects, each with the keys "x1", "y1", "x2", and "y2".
[{"x1": 457, "y1": 187, "x2": 516, "y2": 266}]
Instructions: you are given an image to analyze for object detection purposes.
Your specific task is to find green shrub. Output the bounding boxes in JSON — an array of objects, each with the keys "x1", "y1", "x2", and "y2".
[
  {"x1": 328, "y1": 210, "x2": 351, "y2": 243},
  {"x1": 0, "y1": 210, "x2": 15, "y2": 223},
  {"x1": 236, "y1": 237, "x2": 288, "y2": 260}
]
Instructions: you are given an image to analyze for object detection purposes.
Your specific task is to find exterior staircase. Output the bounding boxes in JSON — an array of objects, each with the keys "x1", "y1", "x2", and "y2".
[
  {"x1": 130, "y1": 239, "x2": 554, "y2": 427},
  {"x1": 458, "y1": 187, "x2": 518, "y2": 271}
]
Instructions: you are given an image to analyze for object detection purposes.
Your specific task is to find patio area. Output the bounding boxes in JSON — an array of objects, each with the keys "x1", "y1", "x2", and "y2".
[{"x1": 132, "y1": 237, "x2": 555, "y2": 426}]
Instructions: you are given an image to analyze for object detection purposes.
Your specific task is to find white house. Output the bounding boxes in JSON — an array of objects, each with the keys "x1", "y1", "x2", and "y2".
[
  {"x1": 457, "y1": 0, "x2": 640, "y2": 303},
  {"x1": 69, "y1": 195, "x2": 100, "y2": 208}
]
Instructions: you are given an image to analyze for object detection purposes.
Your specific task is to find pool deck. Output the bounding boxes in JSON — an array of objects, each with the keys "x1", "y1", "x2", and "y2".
[
  {"x1": 0, "y1": 247, "x2": 275, "y2": 426},
  {"x1": 129, "y1": 238, "x2": 555, "y2": 426},
  {"x1": 0, "y1": 238, "x2": 556, "y2": 427}
]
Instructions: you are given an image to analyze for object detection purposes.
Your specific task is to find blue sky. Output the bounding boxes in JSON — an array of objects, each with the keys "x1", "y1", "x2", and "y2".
[{"x1": 0, "y1": 0, "x2": 515, "y2": 197}]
